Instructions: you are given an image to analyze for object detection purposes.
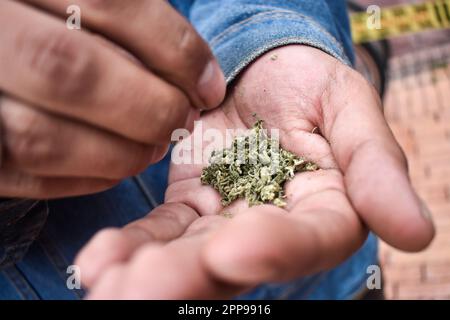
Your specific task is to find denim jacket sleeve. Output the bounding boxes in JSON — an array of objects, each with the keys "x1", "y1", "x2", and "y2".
[{"x1": 170, "y1": 0, "x2": 354, "y2": 82}]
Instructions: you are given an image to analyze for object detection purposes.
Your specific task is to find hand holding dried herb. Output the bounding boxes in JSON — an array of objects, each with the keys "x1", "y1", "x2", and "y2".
[{"x1": 201, "y1": 120, "x2": 319, "y2": 208}]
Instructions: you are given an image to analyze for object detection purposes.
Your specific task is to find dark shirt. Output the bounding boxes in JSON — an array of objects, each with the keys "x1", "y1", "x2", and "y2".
[{"x1": 0, "y1": 199, "x2": 48, "y2": 267}]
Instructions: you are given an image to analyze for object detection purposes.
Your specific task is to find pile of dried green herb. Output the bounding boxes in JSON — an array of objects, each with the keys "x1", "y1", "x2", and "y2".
[{"x1": 201, "y1": 120, "x2": 319, "y2": 208}]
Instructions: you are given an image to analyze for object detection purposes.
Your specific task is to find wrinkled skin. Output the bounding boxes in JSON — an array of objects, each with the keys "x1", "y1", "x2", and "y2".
[{"x1": 77, "y1": 45, "x2": 435, "y2": 299}]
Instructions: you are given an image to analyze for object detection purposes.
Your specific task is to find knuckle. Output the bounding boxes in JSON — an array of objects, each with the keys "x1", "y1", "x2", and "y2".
[
  {"x1": 177, "y1": 25, "x2": 201, "y2": 56},
  {"x1": 1, "y1": 104, "x2": 53, "y2": 167},
  {"x1": 22, "y1": 30, "x2": 97, "y2": 99},
  {"x1": 169, "y1": 24, "x2": 211, "y2": 73}
]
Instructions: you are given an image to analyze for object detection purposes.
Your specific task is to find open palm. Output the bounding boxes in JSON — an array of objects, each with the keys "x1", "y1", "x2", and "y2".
[{"x1": 78, "y1": 46, "x2": 434, "y2": 299}]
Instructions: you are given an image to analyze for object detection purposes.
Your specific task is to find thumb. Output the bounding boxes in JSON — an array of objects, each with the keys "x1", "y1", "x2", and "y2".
[{"x1": 321, "y1": 66, "x2": 435, "y2": 251}]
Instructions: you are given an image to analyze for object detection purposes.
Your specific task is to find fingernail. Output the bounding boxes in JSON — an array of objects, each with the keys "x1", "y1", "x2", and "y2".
[{"x1": 197, "y1": 59, "x2": 226, "y2": 109}]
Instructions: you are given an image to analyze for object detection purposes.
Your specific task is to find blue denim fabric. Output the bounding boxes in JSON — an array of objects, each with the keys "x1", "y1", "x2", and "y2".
[
  {"x1": 171, "y1": 0, "x2": 355, "y2": 82},
  {"x1": 0, "y1": 156, "x2": 170, "y2": 300},
  {"x1": 0, "y1": 0, "x2": 379, "y2": 299}
]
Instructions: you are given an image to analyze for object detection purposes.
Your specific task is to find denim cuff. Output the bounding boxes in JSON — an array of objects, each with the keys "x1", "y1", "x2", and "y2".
[
  {"x1": 208, "y1": 10, "x2": 351, "y2": 83},
  {"x1": 0, "y1": 199, "x2": 48, "y2": 268}
]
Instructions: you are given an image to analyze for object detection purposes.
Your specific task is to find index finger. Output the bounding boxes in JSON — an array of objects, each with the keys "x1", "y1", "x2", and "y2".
[{"x1": 75, "y1": 203, "x2": 199, "y2": 287}]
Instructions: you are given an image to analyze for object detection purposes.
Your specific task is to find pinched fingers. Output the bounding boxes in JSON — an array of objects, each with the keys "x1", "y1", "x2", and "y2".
[
  {"x1": 0, "y1": 0, "x2": 195, "y2": 145},
  {"x1": 20, "y1": 0, "x2": 226, "y2": 109}
]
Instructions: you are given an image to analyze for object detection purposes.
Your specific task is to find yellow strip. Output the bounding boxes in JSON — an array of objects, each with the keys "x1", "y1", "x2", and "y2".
[{"x1": 351, "y1": 0, "x2": 450, "y2": 44}]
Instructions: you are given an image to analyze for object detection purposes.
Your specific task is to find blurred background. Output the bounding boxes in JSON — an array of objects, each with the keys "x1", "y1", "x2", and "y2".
[{"x1": 350, "y1": 0, "x2": 450, "y2": 299}]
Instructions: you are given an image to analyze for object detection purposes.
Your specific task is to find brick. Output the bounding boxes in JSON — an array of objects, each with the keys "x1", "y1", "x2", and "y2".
[
  {"x1": 397, "y1": 282, "x2": 450, "y2": 300},
  {"x1": 390, "y1": 120, "x2": 448, "y2": 134},
  {"x1": 380, "y1": 243, "x2": 450, "y2": 265},
  {"x1": 382, "y1": 264, "x2": 423, "y2": 283},
  {"x1": 424, "y1": 263, "x2": 450, "y2": 283},
  {"x1": 417, "y1": 140, "x2": 450, "y2": 158},
  {"x1": 384, "y1": 284, "x2": 399, "y2": 300},
  {"x1": 361, "y1": 33, "x2": 450, "y2": 299}
]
